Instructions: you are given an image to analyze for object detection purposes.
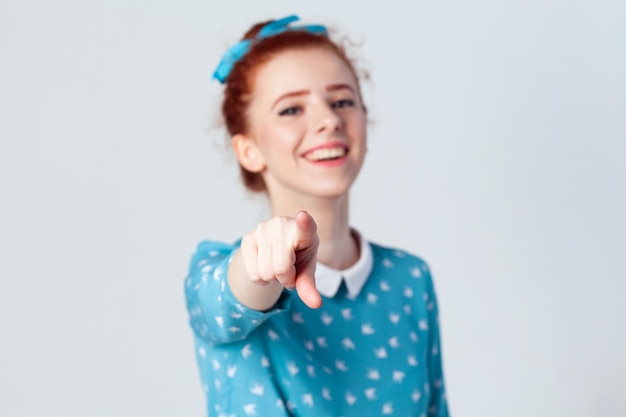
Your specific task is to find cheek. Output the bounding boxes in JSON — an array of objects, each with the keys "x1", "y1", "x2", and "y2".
[
  {"x1": 347, "y1": 114, "x2": 367, "y2": 143},
  {"x1": 258, "y1": 123, "x2": 303, "y2": 150}
]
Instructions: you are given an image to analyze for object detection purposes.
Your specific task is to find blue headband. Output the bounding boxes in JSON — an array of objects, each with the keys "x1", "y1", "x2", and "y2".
[{"x1": 212, "y1": 15, "x2": 328, "y2": 83}]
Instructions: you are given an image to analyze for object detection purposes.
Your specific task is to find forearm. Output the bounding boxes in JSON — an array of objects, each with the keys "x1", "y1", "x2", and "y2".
[{"x1": 185, "y1": 241, "x2": 288, "y2": 345}]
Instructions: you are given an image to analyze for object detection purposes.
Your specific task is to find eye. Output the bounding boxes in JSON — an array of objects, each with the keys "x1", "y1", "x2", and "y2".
[
  {"x1": 332, "y1": 99, "x2": 355, "y2": 109},
  {"x1": 279, "y1": 106, "x2": 302, "y2": 116}
]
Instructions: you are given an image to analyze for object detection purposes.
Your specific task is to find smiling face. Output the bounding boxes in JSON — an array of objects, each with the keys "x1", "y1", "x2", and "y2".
[{"x1": 233, "y1": 47, "x2": 367, "y2": 205}]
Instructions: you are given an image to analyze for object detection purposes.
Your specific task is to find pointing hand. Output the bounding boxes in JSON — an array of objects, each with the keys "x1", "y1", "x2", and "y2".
[{"x1": 240, "y1": 211, "x2": 322, "y2": 309}]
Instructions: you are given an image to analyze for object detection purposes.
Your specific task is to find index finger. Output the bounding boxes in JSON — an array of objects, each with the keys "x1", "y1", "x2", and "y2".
[{"x1": 293, "y1": 211, "x2": 318, "y2": 251}]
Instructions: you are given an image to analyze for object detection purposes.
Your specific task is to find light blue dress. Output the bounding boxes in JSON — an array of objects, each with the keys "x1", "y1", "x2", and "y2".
[{"x1": 185, "y1": 235, "x2": 449, "y2": 417}]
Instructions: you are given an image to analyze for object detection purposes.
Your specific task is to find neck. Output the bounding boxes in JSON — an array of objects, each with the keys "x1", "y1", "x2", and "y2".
[{"x1": 270, "y1": 193, "x2": 359, "y2": 270}]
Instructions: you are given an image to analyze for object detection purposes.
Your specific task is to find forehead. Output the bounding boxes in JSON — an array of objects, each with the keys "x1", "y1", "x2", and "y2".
[{"x1": 251, "y1": 47, "x2": 358, "y2": 99}]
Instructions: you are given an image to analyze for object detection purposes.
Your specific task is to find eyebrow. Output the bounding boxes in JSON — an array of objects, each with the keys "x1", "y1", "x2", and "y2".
[{"x1": 270, "y1": 84, "x2": 356, "y2": 110}]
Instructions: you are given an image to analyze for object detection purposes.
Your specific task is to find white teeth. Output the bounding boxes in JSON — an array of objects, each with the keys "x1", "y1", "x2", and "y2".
[{"x1": 306, "y1": 147, "x2": 347, "y2": 161}]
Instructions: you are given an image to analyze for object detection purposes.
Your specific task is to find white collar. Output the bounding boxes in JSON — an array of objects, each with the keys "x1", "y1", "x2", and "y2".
[{"x1": 315, "y1": 231, "x2": 373, "y2": 299}]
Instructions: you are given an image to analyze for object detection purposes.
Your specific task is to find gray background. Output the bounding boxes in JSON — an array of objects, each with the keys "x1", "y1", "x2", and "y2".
[{"x1": 1, "y1": 0, "x2": 625, "y2": 416}]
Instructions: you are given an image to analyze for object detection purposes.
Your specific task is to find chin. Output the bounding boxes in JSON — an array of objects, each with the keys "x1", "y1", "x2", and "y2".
[{"x1": 308, "y1": 180, "x2": 355, "y2": 199}]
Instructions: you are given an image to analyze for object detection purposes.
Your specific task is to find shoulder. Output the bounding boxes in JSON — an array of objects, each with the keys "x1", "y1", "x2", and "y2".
[
  {"x1": 367, "y1": 241, "x2": 441, "y2": 316},
  {"x1": 367, "y1": 240, "x2": 431, "y2": 277}
]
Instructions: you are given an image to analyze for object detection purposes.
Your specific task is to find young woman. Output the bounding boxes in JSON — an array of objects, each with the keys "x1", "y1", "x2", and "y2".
[{"x1": 185, "y1": 15, "x2": 449, "y2": 417}]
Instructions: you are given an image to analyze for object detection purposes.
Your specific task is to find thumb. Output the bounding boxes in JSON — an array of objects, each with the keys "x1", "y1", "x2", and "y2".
[{"x1": 295, "y1": 265, "x2": 322, "y2": 309}]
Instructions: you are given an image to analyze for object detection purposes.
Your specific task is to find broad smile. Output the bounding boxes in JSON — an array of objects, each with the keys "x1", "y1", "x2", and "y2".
[{"x1": 302, "y1": 144, "x2": 349, "y2": 162}]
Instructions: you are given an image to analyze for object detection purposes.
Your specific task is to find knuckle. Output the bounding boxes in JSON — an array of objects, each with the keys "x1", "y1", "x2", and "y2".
[
  {"x1": 273, "y1": 262, "x2": 293, "y2": 277},
  {"x1": 250, "y1": 276, "x2": 269, "y2": 286},
  {"x1": 257, "y1": 268, "x2": 275, "y2": 282},
  {"x1": 278, "y1": 276, "x2": 296, "y2": 289},
  {"x1": 241, "y1": 234, "x2": 255, "y2": 250}
]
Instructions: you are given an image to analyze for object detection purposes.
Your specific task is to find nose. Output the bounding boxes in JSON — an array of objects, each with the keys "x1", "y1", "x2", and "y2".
[{"x1": 310, "y1": 101, "x2": 341, "y2": 134}]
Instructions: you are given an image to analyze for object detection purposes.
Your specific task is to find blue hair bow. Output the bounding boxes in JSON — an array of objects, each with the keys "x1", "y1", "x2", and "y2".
[{"x1": 212, "y1": 15, "x2": 328, "y2": 83}]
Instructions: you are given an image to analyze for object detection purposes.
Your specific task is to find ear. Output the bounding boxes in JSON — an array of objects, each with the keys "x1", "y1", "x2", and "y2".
[{"x1": 232, "y1": 134, "x2": 266, "y2": 173}]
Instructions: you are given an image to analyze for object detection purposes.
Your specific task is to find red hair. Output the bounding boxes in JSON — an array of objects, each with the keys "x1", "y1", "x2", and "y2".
[{"x1": 221, "y1": 20, "x2": 364, "y2": 192}]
